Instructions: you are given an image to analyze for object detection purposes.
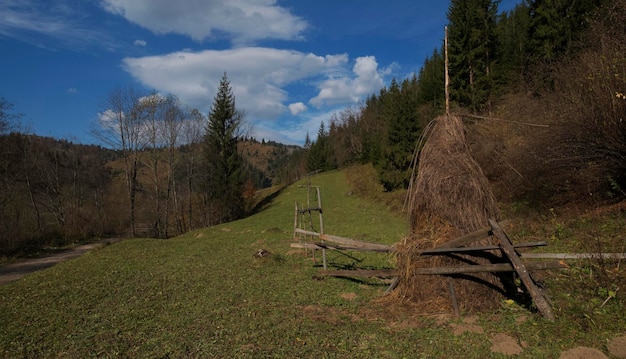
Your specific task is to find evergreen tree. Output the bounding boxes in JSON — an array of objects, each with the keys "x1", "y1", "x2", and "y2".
[
  {"x1": 496, "y1": 3, "x2": 531, "y2": 84},
  {"x1": 447, "y1": 0, "x2": 500, "y2": 111},
  {"x1": 417, "y1": 48, "x2": 446, "y2": 110},
  {"x1": 376, "y1": 76, "x2": 422, "y2": 191},
  {"x1": 306, "y1": 121, "x2": 336, "y2": 172},
  {"x1": 204, "y1": 73, "x2": 245, "y2": 223},
  {"x1": 526, "y1": 0, "x2": 601, "y2": 63}
]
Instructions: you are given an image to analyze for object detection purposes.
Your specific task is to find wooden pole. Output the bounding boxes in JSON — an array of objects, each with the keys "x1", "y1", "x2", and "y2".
[
  {"x1": 489, "y1": 219, "x2": 555, "y2": 321},
  {"x1": 444, "y1": 25, "x2": 450, "y2": 115},
  {"x1": 316, "y1": 186, "x2": 326, "y2": 270}
]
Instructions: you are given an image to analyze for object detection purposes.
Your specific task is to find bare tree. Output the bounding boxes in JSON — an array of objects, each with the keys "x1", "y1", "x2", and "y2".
[
  {"x1": 92, "y1": 86, "x2": 148, "y2": 237},
  {"x1": 179, "y1": 108, "x2": 205, "y2": 231},
  {"x1": 159, "y1": 95, "x2": 184, "y2": 237}
]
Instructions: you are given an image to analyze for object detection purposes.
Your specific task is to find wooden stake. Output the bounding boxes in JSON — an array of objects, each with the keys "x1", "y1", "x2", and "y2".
[
  {"x1": 448, "y1": 279, "x2": 460, "y2": 317},
  {"x1": 489, "y1": 219, "x2": 555, "y2": 321},
  {"x1": 444, "y1": 25, "x2": 450, "y2": 115}
]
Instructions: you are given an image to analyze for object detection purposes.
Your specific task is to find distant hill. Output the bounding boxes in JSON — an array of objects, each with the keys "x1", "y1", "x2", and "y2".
[{"x1": 238, "y1": 139, "x2": 302, "y2": 183}]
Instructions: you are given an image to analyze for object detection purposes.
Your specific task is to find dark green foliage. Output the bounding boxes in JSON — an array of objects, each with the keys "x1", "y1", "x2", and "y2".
[
  {"x1": 203, "y1": 73, "x2": 245, "y2": 223},
  {"x1": 447, "y1": 0, "x2": 500, "y2": 111},
  {"x1": 376, "y1": 77, "x2": 423, "y2": 191},
  {"x1": 306, "y1": 121, "x2": 336, "y2": 173},
  {"x1": 496, "y1": 2, "x2": 531, "y2": 85},
  {"x1": 417, "y1": 48, "x2": 446, "y2": 108},
  {"x1": 526, "y1": 0, "x2": 601, "y2": 63}
]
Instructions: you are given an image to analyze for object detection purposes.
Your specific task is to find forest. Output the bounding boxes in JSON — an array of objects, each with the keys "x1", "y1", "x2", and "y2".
[{"x1": 1, "y1": 0, "x2": 625, "y2": 255}]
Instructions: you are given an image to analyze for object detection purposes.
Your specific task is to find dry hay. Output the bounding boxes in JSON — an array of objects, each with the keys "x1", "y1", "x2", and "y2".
[
  {"x1": 393, "y1": 114, "x2": 506, "y2": 313},
  {"x1": 407, "y1": 115, "x2": 499, "y2": 233}
]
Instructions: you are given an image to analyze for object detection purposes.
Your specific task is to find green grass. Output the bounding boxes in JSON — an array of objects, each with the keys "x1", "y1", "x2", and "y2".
[{"x1": 1, "y1": 169, "x2": 624, "y2": 358}]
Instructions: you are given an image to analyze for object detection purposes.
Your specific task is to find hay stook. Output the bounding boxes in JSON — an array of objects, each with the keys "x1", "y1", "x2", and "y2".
[{"x1": 395, "y1": 114, "x2": 508, "y2": 314}]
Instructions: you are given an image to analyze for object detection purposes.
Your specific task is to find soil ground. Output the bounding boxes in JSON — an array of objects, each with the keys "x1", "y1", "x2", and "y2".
[{"x1": 0, "y1": 238, "x2": 123, "y2": 285}]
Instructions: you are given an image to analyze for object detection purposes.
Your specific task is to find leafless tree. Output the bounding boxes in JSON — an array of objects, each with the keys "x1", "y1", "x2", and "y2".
[{"x1": 92, "y1": 86, "x2": 148, "y2": 237}]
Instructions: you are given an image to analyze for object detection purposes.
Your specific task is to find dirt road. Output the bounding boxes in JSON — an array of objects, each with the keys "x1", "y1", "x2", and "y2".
[{"x1": 0, "y1": 239, "x2": 123, "y2": 285}]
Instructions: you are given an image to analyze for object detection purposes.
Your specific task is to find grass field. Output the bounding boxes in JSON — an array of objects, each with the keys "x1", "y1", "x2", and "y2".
[{"x1": 1, "y1": 169, "x2": 624, "y2": 358}]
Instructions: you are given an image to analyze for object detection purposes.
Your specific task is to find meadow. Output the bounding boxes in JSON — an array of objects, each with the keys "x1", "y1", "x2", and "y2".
[{"x1": 1, "y1": 169, "x2": 624, "y2": 358}]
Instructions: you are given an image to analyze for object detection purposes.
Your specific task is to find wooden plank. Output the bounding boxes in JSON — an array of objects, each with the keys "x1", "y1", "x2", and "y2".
[
  {"x1": 322, "y1": 269, "x2": 396, "y2": 278},
  {"x1": 294, "y1": 228, "x2": 321, "y2": 237},
  {"x1": 315, "y1": 242, "x2": 390, "y2": 252},
  {"x1": 434, "y1": 220, "x2": 510, "y2": 249},
  {"x1": 489, "y1": 219, "x2": 555, "y2": 321},
  {"x1": 521, "y1": 253, "x2": 626, "y2": 259},
  {"x1": 421, "y1": 241, "x2": 546, "y2": 255},
  {"x1": 291, "y1": 242, "x2": 386, "y2": 252},
  {"x1": 414, "y1": 260, "x2": 566, "y2": 275},
  {"x1": 320, "y1": 260, "x2": 566, "y2": 278},
  {"x1": 320, "y1": 234, "x2": 392, "y2": 252},
  {"x1": 291, "y1": 243, "x2": 323, "y2": 250},
  {"x1": 292, "y1": 241, "x2": 545, "y2": 254}
]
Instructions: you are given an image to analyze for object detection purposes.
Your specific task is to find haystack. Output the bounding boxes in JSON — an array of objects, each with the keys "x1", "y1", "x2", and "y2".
[{"x1": 393, "y1": 114, "x2": 505, "y2": 313}]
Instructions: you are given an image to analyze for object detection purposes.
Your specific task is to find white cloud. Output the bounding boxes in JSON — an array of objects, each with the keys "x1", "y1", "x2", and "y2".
[
  {"x1": 133, "y1": 39, "x2": 147, "y2": 47},
  {"x1": 100, "y1": 0, "x2": 308, "y2": 44},
  {"x1": 288, "y1": 102, "x2": 307, "y2": 115},
  {"x1": 122, "y1": 47, "x2": 348, "y2": 121},
  {"x1": 253, "y1": 108, "x2": 338, "y2": 145},
  {"x1": 67, "y1": 87, "x2": 78, "y2": 94},
  {"x1": 309, "y1": 56, "x2": 385, "y2": 107},
  {"x1": 121, "y1": 48, "x2": 390, "y2": 145}
]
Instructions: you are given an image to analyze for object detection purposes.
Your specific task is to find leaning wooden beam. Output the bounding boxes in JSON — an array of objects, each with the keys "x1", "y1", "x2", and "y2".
[
  {"x1": 521, "y1": 253, "x2": 626, "y2": 259},
  {"x1": 293, "y1": 228, "x2": 393, "y2": 252},
  {"x1": 320, "y1": 260, "x2": 566, "y2": 278},
  {"x1": 434, "y1": 220, "x2": 510, "y2": 249},
  {"x1": 489, "y1": 219, "x2": 555, "y2": 321}
]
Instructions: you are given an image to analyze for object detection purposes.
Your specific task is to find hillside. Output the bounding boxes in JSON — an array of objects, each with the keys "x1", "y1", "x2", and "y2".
[{"x1": 1, "y1": 168, "x2": 624, "y2": 358}]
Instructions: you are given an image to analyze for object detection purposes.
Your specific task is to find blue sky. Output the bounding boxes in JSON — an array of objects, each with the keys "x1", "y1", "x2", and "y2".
[{"x1": 0, "y1": 0, "x2": 520, "y2": 145}]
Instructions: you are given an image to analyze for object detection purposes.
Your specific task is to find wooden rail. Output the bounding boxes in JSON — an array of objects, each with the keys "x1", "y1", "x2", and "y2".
[{"x1": 321, "y1": 260, "x2": 566, "y2": 278}]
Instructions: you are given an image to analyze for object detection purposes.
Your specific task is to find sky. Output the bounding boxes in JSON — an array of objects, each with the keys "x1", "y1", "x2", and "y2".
[{"x1": 0, "y1": 0, "x2": 520, "y2": 146}]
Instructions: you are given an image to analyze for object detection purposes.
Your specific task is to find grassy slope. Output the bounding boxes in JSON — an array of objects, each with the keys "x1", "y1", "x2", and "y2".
[{"x1": 1, "y1": 169, "x2": 624, "y2": 358}]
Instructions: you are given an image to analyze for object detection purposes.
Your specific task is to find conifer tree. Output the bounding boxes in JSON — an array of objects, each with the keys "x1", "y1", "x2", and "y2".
[
  {"x1": 204, "y1": 73, "x2": 245, "y2": 223},
  {"x1": 447, "y1": 0, "x2": 500, "y2": 111},
  {"x1": 376, "y1": 76, "x2": 422, "y2": 191}
]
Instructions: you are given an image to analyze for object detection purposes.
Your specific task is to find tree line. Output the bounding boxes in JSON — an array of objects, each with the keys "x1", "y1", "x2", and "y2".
[
  {"x1": 300, "y1": 0, "x2": 624, "y2": 197},
  {"x1": 0, "y1": 74, "x2": 282, "y2": 254}
]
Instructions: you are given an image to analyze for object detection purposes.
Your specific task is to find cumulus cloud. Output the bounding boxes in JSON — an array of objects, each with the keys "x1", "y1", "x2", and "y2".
[
  {"x1": 67, "y1": 87, "x2": 79, "y2": 94},
  {"x1": 288, "y1": 102, "x2": 307, "y2": 115},
  {"x1": 309, "y1": 56, "x2": 384, "y2": 107},
  {"x1": 133, "y1": 39, "x2": 146, "y2": 47},
  {"x1": 121, "y1": 48, "x2": 390, "y2": 145},
  {"x1": 101, "y1": 0, "x2": 308, "y2": 44},
  {"x1": 122, "y1": 47, "x2": 348, "y2": 120}
]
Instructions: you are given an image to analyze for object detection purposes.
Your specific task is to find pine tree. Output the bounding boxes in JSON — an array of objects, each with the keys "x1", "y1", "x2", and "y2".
[
  {"x1": 526, "y1": 0, "x2": 601, "y2": 63},
  {"x1": 496, "y1": 3, "x2": 531, "y2": 83},
  {"x1": 447, "y1": 0, "x2": 500, "y2": 111},
  {"x1": 417, "y1": 48, "x2": 446, "y2": 109},
  {"x1": 204, "y1": 73, "x2": 245, "y2": 223},
  {"x1": 306, "y1": 121, "x2": 335, "y2": 172},
  {"x1": 376, "y1": 76, "x2": 422, "y2": 191}
]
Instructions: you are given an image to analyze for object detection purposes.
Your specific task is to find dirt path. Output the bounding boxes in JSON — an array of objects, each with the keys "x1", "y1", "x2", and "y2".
[{"x1": 0, "y1": 239, "x2": 123, "y2": 285}]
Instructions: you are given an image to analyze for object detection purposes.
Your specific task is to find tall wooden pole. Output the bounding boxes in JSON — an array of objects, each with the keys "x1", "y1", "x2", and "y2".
[{"x1": 445, "y1": 25, "x2": 450, "y2": 116}]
